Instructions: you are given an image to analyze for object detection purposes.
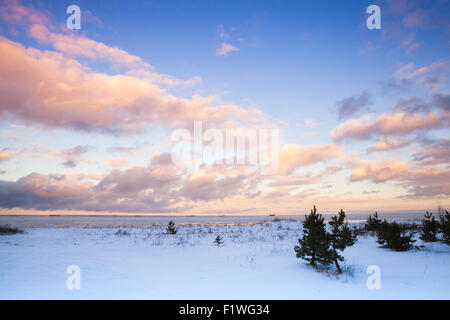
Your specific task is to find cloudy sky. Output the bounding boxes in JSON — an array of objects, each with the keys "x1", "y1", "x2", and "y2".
[{"x1": 0, "y1": 0, "x2": 449, "y2": 215}]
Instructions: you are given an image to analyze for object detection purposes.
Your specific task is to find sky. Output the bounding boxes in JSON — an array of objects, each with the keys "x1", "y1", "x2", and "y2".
[{"x1": 0, "y1": 0, "x2": 449, "y2": 215}]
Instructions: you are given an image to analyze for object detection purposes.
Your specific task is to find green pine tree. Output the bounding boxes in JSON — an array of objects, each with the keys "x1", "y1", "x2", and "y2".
[
  {"x1": 420, "y1": 211, "x2": 439, "y2": 242},
  {"x1": 166, "y1": 220, "x2": 177, "y2": 234},
  {"x1": 294, "y1": 206, "x2": 333, "y2": 268},
  {"x1": 439, "y1": 210, "x2": 450, "y2": 245},
  {"x1": 376, "y1": 220, "x2": 415, "y2": 251},
  {"x1": 328, "y1": 209, "x2": 357, "y2": 274},
  {"x1": 214, "y1": 235, "x2": 224, "y2": 246},
  {"x1": 365, "y1": 212, "x2": 381, "y2": 231}
]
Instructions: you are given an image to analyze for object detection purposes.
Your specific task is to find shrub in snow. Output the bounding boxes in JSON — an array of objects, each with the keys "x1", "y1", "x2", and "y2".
[
  {"x1": 440, "y1": 210, "x2": 450, "y2": 245},
  {"x1": 166, "y1": 220, "x2": 177, "y2": 234},
  {"x1": 419, "y1": 212, "x2": 439, "y2": 242},
  {"x1": 295, "y1": 206, "x2": 333, "y2": 268},
  {"x1": 329, "y1": 209, "x2": 358, "y2": 274},
  {"x1": 115, "y1": 229, "x2": 130, "y2": 236},
  {"x1": 214, "y1": 235, "x2": 224, "y2": 246},
  {"x1": 0, "y1": 225, "x2": 24, "y2": 235},
  {"x1": 364, "y1": 212, "x2": 381, "y2": 231},
  {"x1": 376, "y1": 220, "x2": 415, "y2": 251}
]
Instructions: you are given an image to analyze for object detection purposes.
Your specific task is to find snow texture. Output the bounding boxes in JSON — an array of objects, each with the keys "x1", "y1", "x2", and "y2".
[{"x1": 0, "y1": 218, "x2": 449, "y2": 299}]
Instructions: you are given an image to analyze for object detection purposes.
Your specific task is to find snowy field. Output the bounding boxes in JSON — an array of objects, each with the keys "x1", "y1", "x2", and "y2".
[{"x1": 1, "y1": 217, "x2": 449, "y2": 299}]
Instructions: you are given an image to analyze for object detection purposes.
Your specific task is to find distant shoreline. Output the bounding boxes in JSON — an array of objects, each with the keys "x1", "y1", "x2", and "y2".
[
  {"x1": 0, "y1": 212, "x2": 428, "y2": 229},
  {"x1": 0, "y1": 211, "x2": 429, "y2": 217}
]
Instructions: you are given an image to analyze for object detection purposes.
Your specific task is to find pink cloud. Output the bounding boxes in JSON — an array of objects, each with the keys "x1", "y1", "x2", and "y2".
[
  {"x1": 367, "y1": 136, "x2": 410, "y2": 153},
  {"x1": 349, "y1": 160, "x2": 408, "y2": 183},
  {"x1": 0, "y1": 37, "x2": 264, "y2": 133},
  {"x1": 412, "y1": 139, "x2": 450, "y2": 165},
  {"x1": 0, "y1": 148, "x2": 17, "y2": 163},
  {"x1": 0, "y1": 0, "x2": 48, "y2": 26},
  {"x1": 126, "y1": 69, "x2": 202, "y2": 88},
  {"x1": 264, "y1": 187, "x2": 290, "y2": 199},
  {"x1": 400, "y1": 166, "x2": 450, "y2": 198},
  {"x1": 180, "y1": 173, "x2": 247, "y2": 201},
  {"x1": 0, "y1": 0, "x2": 200, "y2": 87},
  {"x1": 0, "y1": 0, "x2": 149, "y2": 69},
  {"x1": 393, "y1": 61, "x2": 449, "y2": 80},
  {"x1": 28, "y1": 23, "x2": 152, "y2": 69},
  {"x1": 105, "y1": 157, "x2": 130, "y2": 168},
  {"x1": 278, "y1": 144, "x2": 343, "y2": 175},
  {"x1": 349, "y1": 159, "x2": 450, "y2": 198},
  {"x1": 0, "y1": 153, "x2": 261, "y2": 212},
  {"x1": 331, "y1": 112, "x2": 449, "y2": 141},
  {"x1": 269, "y1": 166, "x2": 342, "y2": 187},
  {"x1": 391, "y1": 60, "x2": 449, "y2": 91}
]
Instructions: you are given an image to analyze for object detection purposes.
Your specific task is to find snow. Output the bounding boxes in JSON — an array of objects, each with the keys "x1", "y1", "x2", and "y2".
[{"x1": 0, "y1": 219, "x2": 449, "y2": 299}]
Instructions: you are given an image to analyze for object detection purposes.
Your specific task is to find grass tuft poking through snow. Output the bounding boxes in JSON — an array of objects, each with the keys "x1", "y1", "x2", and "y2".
[{"x1": 0, "y1": 224, "x2": 24, "y2": 235}]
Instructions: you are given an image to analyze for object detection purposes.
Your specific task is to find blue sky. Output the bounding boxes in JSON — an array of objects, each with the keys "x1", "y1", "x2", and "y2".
[{"x1": 0, "y1": 0, "x2": 449, "y2": 214}]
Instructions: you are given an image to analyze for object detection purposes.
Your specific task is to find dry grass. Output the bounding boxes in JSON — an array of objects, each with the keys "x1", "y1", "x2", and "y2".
[
  {"x1": 115, "y1": 229, "x2": 130, "y2": 236},
  {"x1": 0, "y1": 225, "x2": 24, "y2": 235}
]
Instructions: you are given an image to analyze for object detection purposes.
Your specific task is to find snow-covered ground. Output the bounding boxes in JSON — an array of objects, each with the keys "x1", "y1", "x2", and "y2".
[{"x1": 1, "y1": 219, "x2": 449, "y2": 299}]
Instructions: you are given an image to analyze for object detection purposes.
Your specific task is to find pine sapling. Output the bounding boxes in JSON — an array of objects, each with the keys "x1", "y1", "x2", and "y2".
[
  {"x1": 294, "y1": 206, "x2": 332, "y2": 268},
  {"x1": 439, "y1": 210, "x2": 450, "y2": 245},
  {"x1": 376, "y1": 220, "x2": 415, "y2": 251},
  {"x1": 365, "y1": 212, "x2": 381, "y2": 231},
  {"x1": 214, "y1": 235, "x2": 224, "y2": 246},
  {"x1": 166, "y1": 220, "x2": 177, "y2": 234},
  {"x1": 420, "y1": 211, "x2": 439, "y2": 242},
  {"x1": 328, "y1": 209, "x2": 357, "y2": 274}
]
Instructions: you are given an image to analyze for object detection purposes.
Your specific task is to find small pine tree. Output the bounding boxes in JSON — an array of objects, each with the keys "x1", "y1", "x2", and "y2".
[
  {"x1": 214, "y1": 235, "x2": 224, "y2": 246},
  {"x1": 439, "y1": 210, "x2": 450, "y2": 245},
  {"x1": 294, "y1": 206, "x2": 333, "y2": 268},
  {"x1": 328, "y1": 209, "x2": 357, "y2": 274},
  {"x1": 166, "y1": 220, "x2": 177, "y2": 234},
  {"x1": 376, "y1": 220, "x2": 415, "y2": 251},
  {"x1": 365, "y1": 212, "x2": 382, "y2": 231},
  {"x1": 420, "y1": 211, "x2": 439, "y2": 242}
]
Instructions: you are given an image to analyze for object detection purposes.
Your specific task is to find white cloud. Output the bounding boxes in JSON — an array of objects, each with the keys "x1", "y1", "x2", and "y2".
[{"x1": 216, "y1": 42, "x2": 239, "y2": 56}]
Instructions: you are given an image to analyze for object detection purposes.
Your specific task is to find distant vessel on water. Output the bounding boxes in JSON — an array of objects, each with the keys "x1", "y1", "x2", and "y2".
[{"x1": 269, "y1": 214, "x2": 276, "y2": 216}]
